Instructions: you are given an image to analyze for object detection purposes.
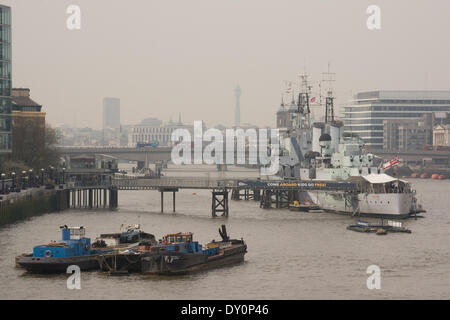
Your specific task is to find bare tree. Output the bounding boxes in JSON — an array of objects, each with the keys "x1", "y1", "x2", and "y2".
[{"x1": 8, "y1": 121, "x2": 60, "y2": 170}]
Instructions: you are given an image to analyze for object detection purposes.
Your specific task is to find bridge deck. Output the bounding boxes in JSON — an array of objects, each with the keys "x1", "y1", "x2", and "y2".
[{"x1": 111, "y1": 177, "x2": 359, "y2": 192}]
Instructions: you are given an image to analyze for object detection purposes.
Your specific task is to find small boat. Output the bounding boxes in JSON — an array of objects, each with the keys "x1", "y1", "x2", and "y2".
[
  {"x1": 347, "y1": 220, "x2": 411, "y2": 234},
  {"x1": 16, "y1": 226, "x2": 113, "y2": 273},
  {"x1": 289, "y1": 200, "x2": 321, "y2": 212},
  {"x1": 91, "y1": 224, "x2": 156, "y2": 248},
  {"x1": 376, "y1": 228, "x2": 387, "y2": 235}
]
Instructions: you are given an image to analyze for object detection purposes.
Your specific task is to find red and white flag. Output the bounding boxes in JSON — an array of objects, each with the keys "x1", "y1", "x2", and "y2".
[
  {"x1": 383, "y1": 157, "x2": 399, "y2": 170},
  {"x1": 310, "y1": 96, "x2": 317, "y2": 104}
]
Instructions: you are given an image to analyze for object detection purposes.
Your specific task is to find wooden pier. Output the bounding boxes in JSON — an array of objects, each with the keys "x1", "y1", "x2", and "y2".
[
  {"x1": 110, "y1": 177, "x2": 359, "y2": 217},
  {"x1": 60, "y1": 176, "x2": 360, "y2": 217}
]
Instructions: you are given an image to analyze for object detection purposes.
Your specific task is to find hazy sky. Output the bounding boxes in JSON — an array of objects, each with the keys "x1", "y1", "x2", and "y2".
[{"x1": 4, "y1": 0, "x2": 450, "y2": 128}]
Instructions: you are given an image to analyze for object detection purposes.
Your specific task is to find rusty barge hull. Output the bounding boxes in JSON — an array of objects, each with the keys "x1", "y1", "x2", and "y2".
[
  {"x1": 141, "y1": 245, "x2": 247, "y2": 275},
  {"x1": 98, "y1": 242, "x2": 247, "y2": 275}
]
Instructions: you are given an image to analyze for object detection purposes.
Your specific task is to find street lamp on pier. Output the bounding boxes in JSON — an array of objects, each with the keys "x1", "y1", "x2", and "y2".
[
  {"x1": 28, "y1": 169, "x2": 33, "y2": 187},
  {"x1": 11, "y1": 172, "x2": 15, "y2": 189},
  {"x1": 40, "y1": 168, "x2": 45, "y2": 186},
  {"x1": 21, "y1": 171, "x2": 27, "y2": 189},
  {"x1": 1, "y1": 173, "x2": 5, "y2": 194},
  {"x1": 48, "y1": 166, "x2": 54, "y2": 183},
  {"x1": 62, "y1": 168, "x2": 66, "y2": 184}
]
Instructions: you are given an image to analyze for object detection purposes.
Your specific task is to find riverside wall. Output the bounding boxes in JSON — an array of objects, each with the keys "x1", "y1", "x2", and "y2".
[{"x1": 0, "y1": 188, "x2": 70, "y2": 226}]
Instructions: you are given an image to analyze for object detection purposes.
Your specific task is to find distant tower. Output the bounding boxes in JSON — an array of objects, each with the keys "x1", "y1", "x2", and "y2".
[
  {"x1": 103, "y1": 97, "x2": 121, "y2": 130},
  {"x1": 234, "y1": 85, "x2": 241, "y2": 126}
]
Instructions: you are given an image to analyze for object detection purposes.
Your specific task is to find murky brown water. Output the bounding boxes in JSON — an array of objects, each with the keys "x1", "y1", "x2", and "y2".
[{"x1": 0, "y1": 166, "x2": 449, "y2": 299}]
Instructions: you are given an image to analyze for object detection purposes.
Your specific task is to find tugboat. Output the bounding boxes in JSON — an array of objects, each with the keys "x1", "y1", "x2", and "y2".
[{"x1": 16, "y1": 226, "x2": 113, "y2": 273}]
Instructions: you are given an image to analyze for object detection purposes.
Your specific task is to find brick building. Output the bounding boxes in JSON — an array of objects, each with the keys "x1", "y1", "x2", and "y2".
[{"x1": 11, "y1": 88, "x2": 46, "y2": 156}]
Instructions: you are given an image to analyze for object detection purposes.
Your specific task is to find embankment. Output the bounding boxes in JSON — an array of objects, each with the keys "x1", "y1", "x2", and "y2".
[{"x1": 0, "y1": 188, "x2": 70, "y2": 226}]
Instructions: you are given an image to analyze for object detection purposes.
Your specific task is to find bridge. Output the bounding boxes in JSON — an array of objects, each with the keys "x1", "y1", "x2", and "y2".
[
  {"x1": 60, "y1": 146, "x2": 450, "y2": 166},
  {"x1": 367, "y1": 149, "x2": 450, "y2": 163},
  {"x1": 58, "y1": 146, "x2": 172, "y2": 167},
  {"x1": 58, "y1": 146, "x2": 244, "y2": 171},
  {"x1": 58, "y1": 146, "x2": 261, "y2": 172}
]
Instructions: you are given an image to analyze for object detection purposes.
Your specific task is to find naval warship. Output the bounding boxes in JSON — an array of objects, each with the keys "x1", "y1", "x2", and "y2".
[{"x1": 276, "y1": 73, "x2": 425, "y2": 218}]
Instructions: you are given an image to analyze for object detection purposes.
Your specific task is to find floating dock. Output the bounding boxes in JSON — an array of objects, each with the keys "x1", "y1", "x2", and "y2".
[{"x1": 347, "y1": 220, "x2": 412, "y2": 234}]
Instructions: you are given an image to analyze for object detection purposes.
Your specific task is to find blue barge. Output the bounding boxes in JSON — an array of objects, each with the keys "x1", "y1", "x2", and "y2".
[{"x1": 16, "y1": 226, "x2": 113, "y2": 273}]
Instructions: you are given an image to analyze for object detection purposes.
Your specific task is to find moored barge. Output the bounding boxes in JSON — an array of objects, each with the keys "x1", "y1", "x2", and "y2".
[
  {"x1": 98, "y1": 225, "x2": 247, "y2": 275},
  {"x1": 16, "y1": 226, "x2": 111, "y2": 273},
  {"x1": 16, "y1": 225, "x2": 157, "y2": 273}
]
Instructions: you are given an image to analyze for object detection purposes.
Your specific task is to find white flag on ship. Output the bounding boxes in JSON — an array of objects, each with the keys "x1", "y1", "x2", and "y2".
[{"x1": 383, "y1": 157, "x2": 399, "y2": 169}]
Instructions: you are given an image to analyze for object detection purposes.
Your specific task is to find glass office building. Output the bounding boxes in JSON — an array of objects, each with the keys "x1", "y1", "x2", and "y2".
[
  {"x1": 0, "y1": 5, "x2": 11, "y2": 153},
  {"x1": 343, "y1": 91, "x2": 450, "y2": 149}
]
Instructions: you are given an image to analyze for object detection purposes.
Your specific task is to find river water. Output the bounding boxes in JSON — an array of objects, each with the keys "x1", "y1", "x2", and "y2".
[{"x1": 0, "y1": 165, "x2": 449, "y2": 299}]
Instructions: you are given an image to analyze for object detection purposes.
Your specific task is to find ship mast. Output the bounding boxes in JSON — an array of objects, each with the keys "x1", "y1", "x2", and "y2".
[
  {"x1": 321, "y1": 64, "x2": 336, "y2": 124},
  {"x1": 297, "y1": 72, "x2": 312, "y2": 128}
]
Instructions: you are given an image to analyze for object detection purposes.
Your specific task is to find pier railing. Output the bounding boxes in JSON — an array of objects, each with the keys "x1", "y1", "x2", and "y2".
[
  {"x1": 111, "y1": 177, "x2": 360, "y2": 191},
  {"x1": 71, "y1": 181, "x2": 113, "y2": 189},
  {"x1": 112, "y1": 177, "x2": 236, "y2": 190}
]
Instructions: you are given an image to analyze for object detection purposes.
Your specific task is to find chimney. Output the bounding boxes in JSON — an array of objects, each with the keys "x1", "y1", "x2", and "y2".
[{"x1": 12, "y1": 88, "x2": 31, "y2": 98}]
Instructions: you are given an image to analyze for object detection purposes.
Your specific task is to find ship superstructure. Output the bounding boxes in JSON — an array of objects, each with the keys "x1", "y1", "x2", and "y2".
[
  {"x1": 300, "y1": 132, "x2": 423, "y2": 218},
  {"x1": 278, "y1": 74, "x2": 314, "y2": 179}
]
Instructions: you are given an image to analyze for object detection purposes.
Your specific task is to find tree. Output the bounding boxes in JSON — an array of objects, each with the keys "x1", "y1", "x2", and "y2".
[{"x1": 8, "y1": 121, "x2": 61, "y2": 171}]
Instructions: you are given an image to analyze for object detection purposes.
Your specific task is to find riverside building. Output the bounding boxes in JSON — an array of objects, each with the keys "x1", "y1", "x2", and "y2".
[
  {"x1": 0, "y1": 5, "x2": 11, "y2": 153},
  {"x1": 343, "y1": 91, "x2": 450, "y2": 149},
  {"x1": 128, "y1": 117, "x2": 194, "y2": 147}
]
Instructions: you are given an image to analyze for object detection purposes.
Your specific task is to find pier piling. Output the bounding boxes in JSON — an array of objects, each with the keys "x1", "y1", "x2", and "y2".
[
  {"x1": 231, "y1": 188, "x2": 261, "y2": 201},
  {"x1": 260, "y1": 189, "x2": 294, "y2": 209},
  {"x1": 159, "y1": 188, "x2": 178, "y2": 213},
  {"x1": 67, "y1": 187, "x2": 117, "y2": 210},
  {"x1": 212, "y1": 189, "x2": 229, "y2": 217}
]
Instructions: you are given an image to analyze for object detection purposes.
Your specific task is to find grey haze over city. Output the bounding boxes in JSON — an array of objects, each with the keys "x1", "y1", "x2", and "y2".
[{"x1": 5, "y1": 0, "x2": 450, "y2": 129}]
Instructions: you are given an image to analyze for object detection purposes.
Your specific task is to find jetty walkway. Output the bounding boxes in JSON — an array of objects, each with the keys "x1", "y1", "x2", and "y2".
[{"x1": 39, "y1": 175, "x2": 360, "y2": 218}]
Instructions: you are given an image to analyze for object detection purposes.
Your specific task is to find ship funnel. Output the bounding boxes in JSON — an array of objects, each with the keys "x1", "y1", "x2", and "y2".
[
  {"x1": 329, "y1": 121, "x2": 343, "y2": 153},
  {"x1": 312, "y1": 122, "x2": 325, "y2": 153},
  {"x1": 319, "y1": 133, "x2": 332, "y2": 157}
]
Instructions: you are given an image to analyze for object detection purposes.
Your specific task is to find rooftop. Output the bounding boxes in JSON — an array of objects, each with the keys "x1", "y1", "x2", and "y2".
[
  {"x1": 11, "y1": 88, "x2": 42, "y2": 110},
  {"x1": 12, "y1": 96, "x2": 42, "y2": 108},
  {"x1": 354, "y1": 90, "x2": 450, "y2": 101}
]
